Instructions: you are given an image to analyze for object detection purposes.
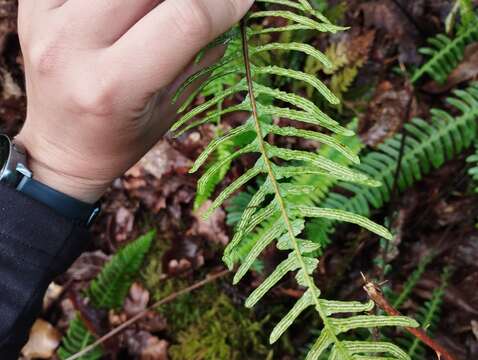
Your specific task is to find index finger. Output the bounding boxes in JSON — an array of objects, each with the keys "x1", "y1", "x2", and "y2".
[{"x1": 105, "y1": 0, "x2": 253, "y2": 96}]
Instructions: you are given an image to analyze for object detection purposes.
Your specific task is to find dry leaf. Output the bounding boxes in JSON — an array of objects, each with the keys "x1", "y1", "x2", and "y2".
[
  {"x1": 42, "y1": 282, "x2": 63, "y2": 311},
  {"x1": 125, "y1": 330, "x2": 169, "y2": 360},
  {"x1": 124, "y1": 283, "x2": 150, "y2": 317},
  {"x1": 21, "y1": 319, "x2": 61, "y2": 359},
  {"x1": 188, "y1": 200, "x2": 229, "y2": 245}
]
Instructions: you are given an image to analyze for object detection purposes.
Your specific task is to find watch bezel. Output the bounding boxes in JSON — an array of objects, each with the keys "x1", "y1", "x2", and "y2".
[
  {"x1": 0, "y1": 134, "x2": 28, "y2": 187},
  {"x1": 0, "y1": 135, "x2": 13, "y2": 181}
]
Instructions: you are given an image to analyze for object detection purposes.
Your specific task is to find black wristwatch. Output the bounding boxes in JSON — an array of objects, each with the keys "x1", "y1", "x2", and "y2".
[{"x1": 0, "y1": 134, "x2": 100, "y2": 227}]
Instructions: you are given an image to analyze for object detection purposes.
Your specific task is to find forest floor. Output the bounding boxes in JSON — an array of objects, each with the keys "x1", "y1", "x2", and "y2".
[{"x1": 1, "y1": 0, "x2": 478, "y2": 359}]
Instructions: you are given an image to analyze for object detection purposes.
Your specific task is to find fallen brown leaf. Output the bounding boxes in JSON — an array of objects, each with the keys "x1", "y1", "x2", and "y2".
[
  {"x1": 125, "y1": 330, "x2": 169, "y2": 360},
  {"x1": 124, "y1": 283, "x2": 150, "y2": 317},
  {"x1": 188, "y1": 200, "x2": 229, "y2": 245},
  {"x1": 21, "y1": 319, "x2": 61, "y2": 359}
]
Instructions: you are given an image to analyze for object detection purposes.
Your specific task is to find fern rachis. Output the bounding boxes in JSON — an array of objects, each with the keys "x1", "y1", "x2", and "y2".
[
  {"x1": 173, "y1": 2, "x2": 418, "y2": 359},
  {"x1": 241, "y1": 18, "x2": 347, "y2": 357}
]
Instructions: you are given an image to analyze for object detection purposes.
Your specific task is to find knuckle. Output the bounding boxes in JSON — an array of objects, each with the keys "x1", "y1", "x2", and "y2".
[
  {"x1": 70, "y1": 74, "x2": 118, "y2": 118},
  {"x1": 172, "y1": 0, "x2": 213, "y2": 41}
]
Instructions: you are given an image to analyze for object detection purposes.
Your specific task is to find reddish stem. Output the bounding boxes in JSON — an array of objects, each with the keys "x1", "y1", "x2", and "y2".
[{"x1": 363, "y1": 280, "x2": 457, "y2": 360}]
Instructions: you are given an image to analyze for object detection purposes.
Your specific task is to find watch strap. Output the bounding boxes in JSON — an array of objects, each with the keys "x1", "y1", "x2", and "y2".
[{"x1": 17, "y1": 176, "x2": 100, "y2": 227}]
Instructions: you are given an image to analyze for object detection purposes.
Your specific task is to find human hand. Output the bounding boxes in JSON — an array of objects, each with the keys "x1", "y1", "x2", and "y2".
[{"x1": 15, "y1": 0, "x2": 253, "y2": 203}]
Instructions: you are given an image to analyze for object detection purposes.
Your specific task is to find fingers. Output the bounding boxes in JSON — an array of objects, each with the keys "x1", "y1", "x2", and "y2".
[
  {"x1": 107, "y1": 0, "x2": 253, "y2": 95},
  {"x1": 18, "y1": 0, "x2": 67, "y2": 12},
  {"x1": 59, "y1": 0, "x2": 163, "y2": 45}
]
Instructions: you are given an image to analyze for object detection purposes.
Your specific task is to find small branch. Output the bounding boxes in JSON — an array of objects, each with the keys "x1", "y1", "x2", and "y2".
[
  {"x1": 66, "y1": 269, "x2": 231, "y2": 360},
  {"x1": 363, "y1": 279, "x2": 457, "y2": 360},
  {"x1": 379, "y1": 92, "x2": 412, "y2": 282}
]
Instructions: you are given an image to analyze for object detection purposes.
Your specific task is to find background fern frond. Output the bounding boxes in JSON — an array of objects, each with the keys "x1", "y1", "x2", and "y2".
[
  {"x1": 88, "y1": 231, "x2": 154, "y2": 309},
  {"x1": 412, "y1": 18, "x2": 478, "y2": 84},
  {"x1": 392, "y1": 254, "x2": 435, "y2": 309},
  {"x1": 58, "y1": 231, "x2": 154, "y2": 359},
  {"x1": 398, "y1": 267, "x2": 452, "y2": 360},
  {"x1": 467, "y1": 141, "x2": 478, "y2": 193},
  {"x1": 308, "y1": 83, "x2": 478, "y2": 246},
  {"x1": 57, "y1": 316, "x2": 103, "y2": 360}
]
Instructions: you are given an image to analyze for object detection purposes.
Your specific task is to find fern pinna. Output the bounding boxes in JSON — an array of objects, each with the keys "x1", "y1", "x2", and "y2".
[
  {"x1": 310, "y1": 83, "x2": 478, "y2": 246},
  {"x1": 173, "y1": 1, "x2": 417, "y2": 359},
  {"x1": 58, "y1": 231, "x2": 154, "y2": 360}
]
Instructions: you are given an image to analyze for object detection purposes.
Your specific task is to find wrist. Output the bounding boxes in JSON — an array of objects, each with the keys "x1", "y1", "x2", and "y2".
[
  {"x1": 27, "y1": 157, "x2": 107, "y2": 204},
  {"x1": 15, "y1": 135, "x2": 108, "y2": 204}
]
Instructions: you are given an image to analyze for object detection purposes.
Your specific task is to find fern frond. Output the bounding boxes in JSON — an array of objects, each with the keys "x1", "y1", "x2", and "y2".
[
  {"x1": 467, "y1": 141, "x2": 478, "y2": 193},
  {"x1": 58, "y1": 232, "x2": 154, "y2": 359},
  {"x1": 310, "y1": 83, "x2": 478, "y2": 246},
  {"x1": 57, "y1": 315, "x2": 103, "y2": 360},
  {"x1": 412, "y1": 20, "x2": 478, "y2": 84},
  {"x1": 392, "y1": 254, "x2": 434, "y2": 309},
  {"x1": 398, "y1": 268, "x2": 451, "y2": 360},
  {"x1": 88, "y1": 231, "x2": 154, "y2": 309},
  {"x1": 173, "y1": 2, "x2": 417, "y2": 359}
]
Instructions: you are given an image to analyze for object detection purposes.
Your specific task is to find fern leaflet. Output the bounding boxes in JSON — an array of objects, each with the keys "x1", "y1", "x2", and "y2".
[{"x1": 57, "y1": 316, "x2": 103, "y2": 360}]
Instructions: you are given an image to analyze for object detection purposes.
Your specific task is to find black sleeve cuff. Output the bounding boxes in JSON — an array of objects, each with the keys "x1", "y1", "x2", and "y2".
[{"x1": 0, "y1": 184, "x2": 90, "y2": 358}]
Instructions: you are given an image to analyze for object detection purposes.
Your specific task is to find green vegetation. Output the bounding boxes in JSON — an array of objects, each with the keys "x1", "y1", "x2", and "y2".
[
  {"x1": 172, "y1": 1, "x2": 419, "y2": 358},
  {"x1": 58, "y1": 231, "x2": 154, "y2": 360}
]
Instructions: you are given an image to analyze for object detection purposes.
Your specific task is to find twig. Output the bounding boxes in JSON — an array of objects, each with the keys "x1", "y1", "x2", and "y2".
[
  {"x1": 363, "y1": 278, "x2": 457, "y2": 360},
  {"x1": 66, "y1": 269, "x2": 231, "y2": 360}
]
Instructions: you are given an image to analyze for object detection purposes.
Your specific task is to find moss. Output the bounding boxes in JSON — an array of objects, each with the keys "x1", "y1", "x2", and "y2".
[
  {"x1": 141, "y1": 237, "x2": 272, "y2": 358},
  {"x1": 140, "y1": 238, "x2": 216, "y2": 332},
  {"x1": 169, "y1": 293, "x2": 270, "y2": 360}
]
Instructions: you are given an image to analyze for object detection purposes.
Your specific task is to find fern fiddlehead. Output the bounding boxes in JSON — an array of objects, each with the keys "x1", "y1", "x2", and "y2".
[{"x1": 173, "y1": 2, "x2": 417, "y2": 359}]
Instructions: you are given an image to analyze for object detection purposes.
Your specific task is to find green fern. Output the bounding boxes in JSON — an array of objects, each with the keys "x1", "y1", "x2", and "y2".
[
  {"x1": 173, "y1": 2, "x2": 418, "y2": 359},
  {"x1": 58, "y1": 231, "x2": 154, "y2": 359},
  {"x1": 398, "y1": 268, "x2": 452, "y2": 360},
  {"x1": 412, "y1": 18, "x2": 478, "y2": 84},
  {"x1": 193, "y1": 44, "x2": 239, "y2": 210},
  {"x1": 194, "y1": 131, "x2": 235, "y2": 210},
  {"x1": 467, "y1": 141, "x2": 478, "y2": 193},
  {"x1": 226, "y1": 119, "x2": 363, "y2": 264},
  {"x1": 57, "y1": 316, "x2": 103, "y2": 360},
  {"x1": 310, "y1": 83, "x2": 478, "y2": 246},
  {"x1": 392, "y1": 254, "x2": 434, "y2": 309},
  {"x1": 458, "y1": 0, "x2": 476, "y2": 29}
]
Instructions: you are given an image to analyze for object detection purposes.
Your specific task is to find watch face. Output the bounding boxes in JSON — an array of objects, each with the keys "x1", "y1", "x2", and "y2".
[{"x1": 0, "y1": 135, "x2": 11, "y2": 174}]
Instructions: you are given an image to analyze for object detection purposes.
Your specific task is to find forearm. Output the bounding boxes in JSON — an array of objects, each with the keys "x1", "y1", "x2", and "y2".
[{"x1": 0, "y1": 184, "x2": 89, "y2": 358}]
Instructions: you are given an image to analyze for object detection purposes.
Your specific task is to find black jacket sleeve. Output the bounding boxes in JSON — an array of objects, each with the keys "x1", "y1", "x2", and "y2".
[{"x1": 0, "y1": 184, "x2": 90, "y2": 359}]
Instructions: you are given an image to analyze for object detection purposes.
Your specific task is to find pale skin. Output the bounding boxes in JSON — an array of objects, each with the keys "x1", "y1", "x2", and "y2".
[{"x1": 15, "y1": 0, "x2": 254, "y2": 204}]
